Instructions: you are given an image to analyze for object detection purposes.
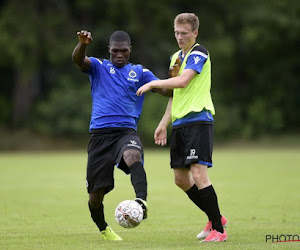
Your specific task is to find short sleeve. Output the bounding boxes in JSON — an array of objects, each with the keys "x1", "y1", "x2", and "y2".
[
  {"x1": 141, "y1": 67, "x2": 159, "y2": 85},
  {"x1": 85, "y1": 57, "x2": 103, "y2": 75},
  {"x1": 184, "y1": 45, "x2": 208, "y2": 74}
]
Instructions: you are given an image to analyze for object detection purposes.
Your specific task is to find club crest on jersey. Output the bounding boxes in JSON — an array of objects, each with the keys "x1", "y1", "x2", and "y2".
[
  {"x1": 127, "y1": 69, "x2": 139, "y2": 82},
  {"x1": 194, "y1": 56, "x2": 201, "y2": 64},
  {"x1": 129, "y1": 69, "x2": 137, "y2": 78}
]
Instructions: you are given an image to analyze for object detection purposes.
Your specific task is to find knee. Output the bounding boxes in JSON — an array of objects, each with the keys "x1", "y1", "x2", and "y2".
[
  {"x1": 193, "y1": 173, "x2": 209, "y2": 184},
  {"x1": 123, "y1": 149, "x2": 142, "y2": 167},
  {"x1": 174, "y1": 175, "x2": 191, "y2": 191},
  {"x1": 174, "y1": 177, "x2": 184, "y2": 188},
  {"x1": 89, "y1": 191, "x2": 104, "y2": 208},
  {"x1": 192, "y1": 172, "x2": 211, "y2": 189}
]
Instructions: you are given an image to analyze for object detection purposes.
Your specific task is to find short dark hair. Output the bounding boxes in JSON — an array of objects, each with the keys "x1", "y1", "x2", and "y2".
[{"x1": 109, "y1": 30, "x2": 131, "y2": 45}]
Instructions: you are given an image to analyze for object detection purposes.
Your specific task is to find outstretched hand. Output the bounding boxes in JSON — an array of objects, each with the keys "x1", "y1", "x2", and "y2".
[
  {"x1": 77, "y1": 30, "x2": 93, "y2": 45},
  {"x1": 136, "y1": 82, "x2": 154, "y2": 96}
]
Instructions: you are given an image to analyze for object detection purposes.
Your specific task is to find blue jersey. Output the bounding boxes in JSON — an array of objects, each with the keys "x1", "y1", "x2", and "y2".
[{"x1": 85, "y1": 57, "x2": 159, "y2": 131}]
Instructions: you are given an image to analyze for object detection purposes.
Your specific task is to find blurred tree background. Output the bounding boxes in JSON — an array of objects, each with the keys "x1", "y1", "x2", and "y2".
[{"x1": 0, "y1": 0, "x2": 299, "y2": 150}]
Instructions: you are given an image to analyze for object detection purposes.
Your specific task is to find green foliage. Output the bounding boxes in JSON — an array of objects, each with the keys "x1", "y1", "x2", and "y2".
[
  {"x1": 208, "y1": 0, "x2": 300, "y2": 138},
  {"x1": 33, "y1": 75, "x2": 91, "y2": 135},
  {"x1": 213, "y1": 105, "x2": 243, "y2": 140},
  {"x1": 0, "y1": 96, "x2": 11, "y2": 124},
  {"x1": 0, "y1": 0, "x2": 299, "y2": 144}
]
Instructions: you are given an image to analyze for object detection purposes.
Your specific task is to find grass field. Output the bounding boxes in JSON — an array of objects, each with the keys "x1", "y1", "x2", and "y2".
[{"x1": 0, "y1": 147, "x2": 299, "y2": 249}]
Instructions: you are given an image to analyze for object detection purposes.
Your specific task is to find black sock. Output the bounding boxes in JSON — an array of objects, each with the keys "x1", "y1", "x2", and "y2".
[
  {"x1": 130, "y1": 162, "x2": 147, "y2": 201},
  {"x1": 199, "y1": 185, "x2": 223, "y2": 233},
  {"x1": 88, "y1": 201, "x2": 107, "y2": 232},
  {"x1": 185, "y1": 184, "x2": 207, "y2": 214}
]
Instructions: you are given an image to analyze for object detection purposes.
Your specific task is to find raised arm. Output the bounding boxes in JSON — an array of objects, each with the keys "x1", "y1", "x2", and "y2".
[{"x1": 72, "y1": 30, "x2": 93, "y2": 71}]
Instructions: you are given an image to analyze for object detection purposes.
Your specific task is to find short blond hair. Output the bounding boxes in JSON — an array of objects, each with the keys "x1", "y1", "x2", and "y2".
[{"x1": 174, "y1": 13, "x2": 199, "y2": 32}]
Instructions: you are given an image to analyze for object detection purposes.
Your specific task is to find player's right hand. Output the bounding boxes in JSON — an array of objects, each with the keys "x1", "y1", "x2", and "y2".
[
  {"x1": 154, "y1": 126, "x2": 167, "y2": 146},
  {"x1": 77, "y1": 30, "x2": 93, "y2": 45}
]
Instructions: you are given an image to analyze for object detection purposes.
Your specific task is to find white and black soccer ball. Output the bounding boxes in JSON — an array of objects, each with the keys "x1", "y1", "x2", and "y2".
[{"x1": 115, "y1": 200, "x2": 144, "y2": 228}]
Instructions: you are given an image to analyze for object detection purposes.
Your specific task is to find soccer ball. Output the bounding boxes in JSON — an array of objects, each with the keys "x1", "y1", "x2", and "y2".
[{"x1": 115, "y1": 200, "x2": 144, "y2": 228}]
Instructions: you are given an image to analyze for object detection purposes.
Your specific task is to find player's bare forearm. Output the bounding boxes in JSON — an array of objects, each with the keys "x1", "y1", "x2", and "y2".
[
  {"x1": 72, "y1": 43, "x2": 88, "y2": 65},
  {"x1": 154, "y1": 97, "x2": 172, "y2": 146},
  {"x1": 136, "y1": 79, "x2": 177, "y2": 96},
  {"x1": 72, "y1": 30, "x2": 93, "y2": 71},
  {"x1": 159, "y1": 97, "x2": 172, "y2": 128},
  {"x1": 136, "y1": 70, "x2": 196, "y2": 96},
  {"x1": 152, "y1": 57, "x2": 179, "y2": 97},
  {"x1": 152, "y1": 88, "x2": 173, "y2": 97}
]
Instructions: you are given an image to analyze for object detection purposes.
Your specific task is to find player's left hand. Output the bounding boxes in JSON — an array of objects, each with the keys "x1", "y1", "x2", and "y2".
[
  {"x1": 136, "y1": 83, "x2": 154, "y2": 96},
  {"x1": 169, "y1": 56, "x2": 181, "y2": 77}
]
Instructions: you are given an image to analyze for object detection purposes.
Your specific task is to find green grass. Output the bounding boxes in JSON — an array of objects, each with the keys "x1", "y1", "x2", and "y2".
[{"x1": 0, "y1": 147, "x2": 300, "y2": 249}]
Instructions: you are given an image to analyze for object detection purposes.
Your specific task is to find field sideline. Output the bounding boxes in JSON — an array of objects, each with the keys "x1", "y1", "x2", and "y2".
[{"x1": 0, "y1": 148, "x2": 299, "y2": 249}]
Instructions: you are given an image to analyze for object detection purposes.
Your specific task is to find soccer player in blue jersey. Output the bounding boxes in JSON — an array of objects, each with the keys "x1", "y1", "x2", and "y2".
[
  {"x1": 137, "y1": 13, "x2": 228, "y2": 242},
  {"x1": 72, "y1": 30, "x2": 161, "y2": 241}
]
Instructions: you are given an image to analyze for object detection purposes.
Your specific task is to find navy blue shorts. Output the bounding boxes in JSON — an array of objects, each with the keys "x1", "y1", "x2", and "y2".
[
  {"x1": 170, "y1": 122, "x2": 213, "y2": 169},
  {"x1": 86, "y1": 128, "x2": 143, "y2": 194}
]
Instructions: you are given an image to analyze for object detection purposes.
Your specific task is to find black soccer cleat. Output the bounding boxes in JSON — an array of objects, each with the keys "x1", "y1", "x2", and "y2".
[{"x1": 135, "y1": 198, "x2": 148, "y2": 220}]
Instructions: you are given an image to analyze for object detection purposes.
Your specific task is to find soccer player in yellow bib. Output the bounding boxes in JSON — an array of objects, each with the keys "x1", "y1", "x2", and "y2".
[{"x1": 136, "y1": 13, "x2": 228, "y2": 242}]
